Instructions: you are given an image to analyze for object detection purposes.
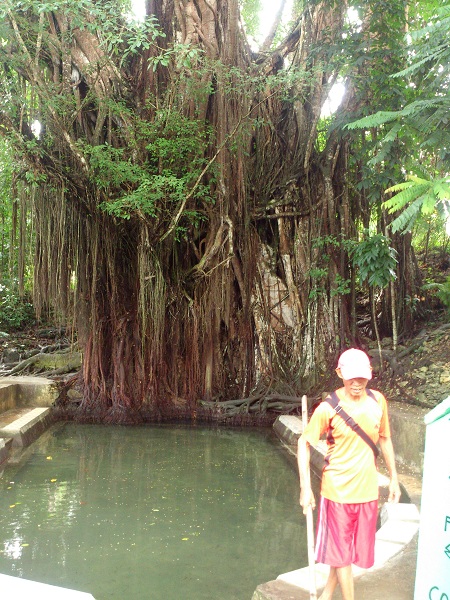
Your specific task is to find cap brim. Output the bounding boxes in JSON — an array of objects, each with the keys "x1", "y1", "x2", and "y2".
[{"x1": 340, "y1": 367, "x2": 372, "y2": 381}]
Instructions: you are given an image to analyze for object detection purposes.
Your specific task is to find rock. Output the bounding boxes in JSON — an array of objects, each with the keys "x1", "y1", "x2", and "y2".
[
  {"x1": 369, "y1": 355, "x2": 382, "y2": 372},
  {"x1": 429, "y1": 363, "x2": 442, "y2": 371},
  {"x1": 3, "y1": 348, "x2": 20, "y2": 364},
  {"x1": 67, "y1": 388, "x2": 83, "y2": 402},
  {"x1": 416, "y1": 392, "x2": 428, "y2": 404},
  {"x1": 415, "y1": 372, "x2": 427, "y2": 380}
]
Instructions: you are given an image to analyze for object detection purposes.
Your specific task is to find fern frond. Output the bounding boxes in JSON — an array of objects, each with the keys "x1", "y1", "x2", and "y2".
[
  {"x1": 421, "y1": 192, "x2": 438, "y2": 216},
  {"x1": 384, "y1": 181, "x2": 415, "y2": 195},
  {"x1": 433, "y1": 181, "x2": 450, "y2": 201},
  {"x1": 385, "y1": 175, "x2": 450, "y2": 233},
  {"x1": 421, "y1": 128, "x2": 450, "y2": 149},
  {"x1": 391, "y1": 54, "x2": 440, "y2": 79},
  {"x1": 409, "y1": 12, "x2": 450, "y2": 43},
  {"x1": 408, "y1": 175, "x2": 431, "y2": 185},
  {"x1": 345, "y1": 111, "x2": 399, "y2": 130},
  {"x1": 383, "y1": 183, "x2": 430, "y2": 212},
  {"x1": 346, "y1": 98, "x2": 448, "y2": 133},
  {"x1": 399, "y1": 99, "x2": 444, "y2": 117},
  {"x1": 367, "y1": 140, "x2": 394, "y2": 167},
  {"x1": 390, "y1": 197, "x2": 425, "y2": 233},
  {"x1": 384, "y1": 122, "x2": 402, "y2": 142}
]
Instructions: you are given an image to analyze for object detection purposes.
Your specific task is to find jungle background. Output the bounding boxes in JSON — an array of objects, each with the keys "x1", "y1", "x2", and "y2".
[{"x1": 0, "y1": 0, "x2": 449, "y2": 423}]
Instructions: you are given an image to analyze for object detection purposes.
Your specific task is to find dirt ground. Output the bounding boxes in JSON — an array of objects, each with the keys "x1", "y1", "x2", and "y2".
[{"x1": 374, "y1": 321, "x2": 450, "y2": 408}]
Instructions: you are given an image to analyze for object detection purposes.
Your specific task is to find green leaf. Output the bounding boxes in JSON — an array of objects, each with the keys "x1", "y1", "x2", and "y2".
[
  {"x1": 434, "y1": 182, "x2": 450, "y2": 201},
  {"x1": 421, "y1": 193, "x2": 437, "y2": 216}
]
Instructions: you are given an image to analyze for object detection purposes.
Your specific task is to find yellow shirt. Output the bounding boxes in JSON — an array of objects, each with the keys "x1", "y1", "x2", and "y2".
[{"x1": 303, "y1": 389, "x2": 390, "y2": 503}]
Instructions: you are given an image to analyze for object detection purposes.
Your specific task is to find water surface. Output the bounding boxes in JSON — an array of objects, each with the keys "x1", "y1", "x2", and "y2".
[{"x1": 0, "y1": 423, "x2": 307, "y2": 599}]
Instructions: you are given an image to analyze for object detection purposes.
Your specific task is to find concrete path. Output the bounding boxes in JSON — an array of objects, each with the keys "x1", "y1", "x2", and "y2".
[{"x1": 253, "y1": 534, "x2": 418, "y2": 600}]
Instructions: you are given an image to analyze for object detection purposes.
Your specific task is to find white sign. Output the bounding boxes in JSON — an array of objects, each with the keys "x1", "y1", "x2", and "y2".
[{"x1": 414, "y1": 397, "x2": 450, "y2": 600}]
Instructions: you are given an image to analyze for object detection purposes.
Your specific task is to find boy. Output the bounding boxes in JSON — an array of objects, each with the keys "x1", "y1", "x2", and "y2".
[{"x1": 298, "y1": 348, "x2": 401, "y2": 600}]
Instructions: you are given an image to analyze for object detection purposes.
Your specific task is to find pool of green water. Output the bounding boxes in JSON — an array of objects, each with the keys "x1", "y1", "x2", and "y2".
[{"x1": 0, "y1": 423, "x2": 308, "y2": 599}]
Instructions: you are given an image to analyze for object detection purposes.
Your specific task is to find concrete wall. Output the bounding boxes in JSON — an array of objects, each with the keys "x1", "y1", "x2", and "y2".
[
  {"x1": 388, "y1": 402, "x2": 427, "y2": 474},
  {"x1": 0, "y1": 377, "x2": 59, "y2": 411}
]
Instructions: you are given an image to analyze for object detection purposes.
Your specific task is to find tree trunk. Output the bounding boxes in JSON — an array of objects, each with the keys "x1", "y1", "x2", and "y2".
[{"x1": 0, "y1": 0, "x2": 422, "y2": 421}]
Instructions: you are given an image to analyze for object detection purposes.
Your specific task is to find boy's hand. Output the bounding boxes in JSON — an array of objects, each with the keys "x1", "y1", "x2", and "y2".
[
  {"x1": 388, "y1": 479, "x2": 401, "y2": 503},
  {"x1": 300, "y1": 487, "x2": 316, "y2": 514}
]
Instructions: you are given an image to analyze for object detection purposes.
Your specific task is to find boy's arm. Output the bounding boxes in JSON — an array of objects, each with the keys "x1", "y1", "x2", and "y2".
[
  {"x1": 379, "y1": 435, "x2": 401, "y2": 503},
  {"x1": 297, "y1": 435, "x2": 316, "y2": 513}
]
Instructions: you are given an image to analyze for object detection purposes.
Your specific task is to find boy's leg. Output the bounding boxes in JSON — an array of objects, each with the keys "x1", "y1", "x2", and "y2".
[
  {"x1": 319, "y1": 565, "x2": 354, "y2": 600},
  {"x1": 318, "y1": 567, "x2": 337, "y2": 600},
  {"x1": 336, "y1": 565, "x2": 354, "y2": 600}
]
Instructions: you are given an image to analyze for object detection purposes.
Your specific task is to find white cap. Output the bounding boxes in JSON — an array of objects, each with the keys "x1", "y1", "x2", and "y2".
[{"x1": 337, "y1": 348, "x2": 372, "y2": 380}]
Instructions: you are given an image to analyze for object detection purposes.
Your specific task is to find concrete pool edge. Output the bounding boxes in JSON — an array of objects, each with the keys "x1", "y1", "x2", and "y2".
[
  {"x1": 0, "y1": 573, "x2": 96, "y2": 599},
  {"x1": 251, "y1": 414, "x2": 421, "y2": 600},
  {"x1": 0, "y1": 377, "x2": 98, "y2": 598},
  {"x1": 0, "y1": 377, "x2": 59, "y2": 457}
]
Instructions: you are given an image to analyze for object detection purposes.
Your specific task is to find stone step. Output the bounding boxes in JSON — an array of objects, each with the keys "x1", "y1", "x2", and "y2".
[
  {"x1": 0, "y1": 435, "x2": 13, "y2": 466},
  {"x1": 0, "y1": 573, "x2": 96, "y2": 599},
  {"x1": 0, "y1": 406, "x2": 55, "y2": 449}
]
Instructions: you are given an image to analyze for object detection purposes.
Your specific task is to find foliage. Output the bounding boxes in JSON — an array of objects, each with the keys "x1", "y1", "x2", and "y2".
[
  {"x1": 383, "y1": 175, "x2": 450, "y2": 233},
  {"x1": 394, "y1": 4, "x2": 450, "y2": 153},
  {"x1": 345, "y1": 3, "x2": 450, "y2": 232},
  {"x1": 412, "y1": 214, "x2": 450, "y2": 256},
  {"x1": 0, "y1": 141, "x2": 14, "y2": 265},
  {"x1": 0, "y1": 0, "x2": 430, "y2": 412},
  {"x1": 0, "y1": 139, "x2": 22, "y2": 284},
  {"x1": 89, "y1": 108, "x2": 215, "y2": 231},
  {"x1": 0, "y1": 283, "x2": 35, "y2": 330},
  {"x1": 350, "y1": 231, "x2": 397, "y2": 289},
  {"x1": 147, "y1": 43, "x2": 204, "y2": 73},
  {"x1": 106, "y1": 15, "x2": 165, "y2": 66},
  {"x1": 336, "y1": 0, "x2": 410, "y2": 209},
  {"x1": 239, "y1": 0, "x2": 262, "y2": 40},
  {"x1": 422, "y1": 276, "x2": 450, "y2": 317},
  {"x1": 331, "y1": 274, "x2": 351, "y2": 297}
]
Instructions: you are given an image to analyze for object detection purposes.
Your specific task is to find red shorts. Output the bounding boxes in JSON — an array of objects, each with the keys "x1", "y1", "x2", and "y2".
[{"x1": 315, "y1": 497, "x2": 378, "y2": 568}]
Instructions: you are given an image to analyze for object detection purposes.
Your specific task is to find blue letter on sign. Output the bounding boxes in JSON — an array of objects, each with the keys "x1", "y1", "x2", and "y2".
[{"x1": 445, "y1": 544, "x2": 450, "y2": 560}]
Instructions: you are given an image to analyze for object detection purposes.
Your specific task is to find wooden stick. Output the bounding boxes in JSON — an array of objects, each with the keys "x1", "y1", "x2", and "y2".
[{"x1": 302, "y1": 394, "x2": 317, "y2": 600}]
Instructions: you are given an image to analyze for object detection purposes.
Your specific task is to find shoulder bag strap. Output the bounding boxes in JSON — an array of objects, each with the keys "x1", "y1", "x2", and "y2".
[{"x1": 325, "y1": 391, "x2": 379, "y2": 459}]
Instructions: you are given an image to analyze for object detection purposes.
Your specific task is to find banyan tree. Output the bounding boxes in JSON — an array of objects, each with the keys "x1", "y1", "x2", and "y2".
[{"x1": 0, "y1": 0, "x2": 422, "y2": 420}]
